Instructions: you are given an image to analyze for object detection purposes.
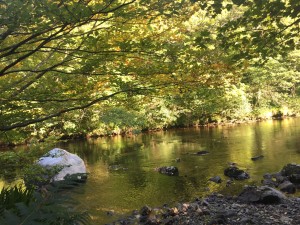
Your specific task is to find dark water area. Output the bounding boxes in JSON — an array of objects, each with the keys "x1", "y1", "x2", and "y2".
[
  {"x1": 1, "y1": 118, "x2": 300, "y2": 224},
  {"x1": 56, "y1": 118, "x2": 300, "y2": 224}
]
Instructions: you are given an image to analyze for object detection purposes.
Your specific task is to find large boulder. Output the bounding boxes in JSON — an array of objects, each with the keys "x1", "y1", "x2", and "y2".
[
  {"x1": 38, "y1": 148, "x2": 87, "y2": 182},
  {"x1": 224, "y1": 166, "x2": 250, "y2": 180},
  {"x1": 238, "y1": 186, "x2": 286, "y2": 204}
]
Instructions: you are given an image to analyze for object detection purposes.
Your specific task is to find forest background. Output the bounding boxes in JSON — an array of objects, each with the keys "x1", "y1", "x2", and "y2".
[{"x1": 0, "y1": 0, "x2": 300, "y2": 146}]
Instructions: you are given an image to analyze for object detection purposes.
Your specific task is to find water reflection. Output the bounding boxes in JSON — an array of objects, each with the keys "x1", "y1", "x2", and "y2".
[
  {"x1": 55, "y1": 119, "x2": 300, "y2": 223},
  {"x1": 1, "y1": 118, "x2": 300, "y2": 224}
]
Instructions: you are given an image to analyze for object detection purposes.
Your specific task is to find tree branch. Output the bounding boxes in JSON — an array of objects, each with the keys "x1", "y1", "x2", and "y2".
[
  {"x1": 0, "y1": 26, "x2": 67, "y2": 77},
  {"x1": 0, "y1": 88, "x2": 140, "y2": 131}
]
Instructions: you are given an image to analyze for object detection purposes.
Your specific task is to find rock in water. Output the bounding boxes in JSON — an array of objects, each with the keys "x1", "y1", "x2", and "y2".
[
  {"x1": 38, "y1": 148, "x2": 87, "y2": 182},
  {"x1": 195, "y1": 150, "x2": 209, "y2": 155},
  {"x1": 281, "y1": 163, "x2": 300, "y2": 176},
  {"x1": 224, "y1": 166, "x2": 250, "y2": 180},
  {"x1": 289, "y1": 174, "x2": 300, "y2": 184},
  {"x1": 209, "y1": 176, "x2": 222, "y2": 183},
  {"x1": 174, "y1": 158, "x2": 181, "y2": 163},
  {"x1": 251, "y1": 155, "x2": 264, "y2": 161},
  {"x1": 157, "y1": 166, "x2": 179, "y2": 176},
  {"x1": 279, "y1": 163, "x2": 300, "y2": 185}
]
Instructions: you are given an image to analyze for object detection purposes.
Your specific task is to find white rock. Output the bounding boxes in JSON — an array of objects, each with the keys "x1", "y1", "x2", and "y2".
[{"x1": 38, "y1": 148, "x2": 86, "y2": 182}]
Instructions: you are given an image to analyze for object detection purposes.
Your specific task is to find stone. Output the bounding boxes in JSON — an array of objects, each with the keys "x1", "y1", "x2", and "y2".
[
  {"x1": 228, "y1": 162, "x2": 237, "y2": 166},
  {"x1": 263, "y1": 173, "x2": 273, "y2": 179},
  {"x1": 224, "y1": 166, "x2": 250, "y2": 180},
  {"x1": 273, "y1": 173, "x2": 287, "y2": 183},
  {"x1": 238, "y1": 186, "x2": 261, "y2": 203},
  {"x1": 106, "y1": 210, "x2": 115, "y2": 216},
  {"x1": 238, "y1": 186, "x2": 286, "y2": 204},
  {"x1": 140, "y1": 205, "x2": 152, "y2": 216},
  {"x1": 281, "y1": 163, "x2": 300, "y2": 176},
  {"x1": 169, "y1": 207, "x2": 179, "y2": 216},
  {"x1": 38, "y1": 148, "x2": 87, "y2": 182},
  {"x1": 280, "y1": 216, "x2": 293, "y2": 224},
  {"x1": 226, "y1": 179, "x2": 233, "y2": 187},
  {"x1": 157, "y1": 166, "x2": 179, "y2": 176},
  {"x1": 261, "y1": 178, "x2": 277, "y2": 187},
  {"x1": 209, "y1": 176, "x2": 222, "y2": 183},
  {"x1": 289, "y1": 174, "x2": 300, "y2": 184},
  {"x1": 108, "y1": 164, "x2": 128, "y2": 171},
  {"x1": 278, "y1": 181, "x2": 296, "y2": 194},
  {"x1": 259, "y1": 187, "x2": 287, "y2": 204},
  {"x1": 195, "y1": 150, "x2": 209, "y2": 155},
  {"x1": 174, "y1": 158, "x2": 181, "y2": 163},
  {"x1": 251, "y1": 155, "x2": 264, "y2": 161}
]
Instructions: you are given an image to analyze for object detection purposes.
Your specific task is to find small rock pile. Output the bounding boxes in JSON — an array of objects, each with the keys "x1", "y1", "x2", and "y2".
[{"x1": 262, "y1": 163, "x2": 300, "y2": 194}]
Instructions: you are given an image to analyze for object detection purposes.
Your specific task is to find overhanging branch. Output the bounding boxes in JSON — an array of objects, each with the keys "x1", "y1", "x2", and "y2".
[{"x1": 0, "y1": 88, "x2": 142, "y2": 131}]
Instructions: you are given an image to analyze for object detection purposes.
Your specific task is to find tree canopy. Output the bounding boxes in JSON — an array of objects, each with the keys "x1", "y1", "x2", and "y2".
[{"x1": 0, "y1": 0, "x2": 299, "y2": 144}]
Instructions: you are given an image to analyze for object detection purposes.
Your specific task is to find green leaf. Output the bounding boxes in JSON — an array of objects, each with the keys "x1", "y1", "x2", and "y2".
[{"x1": 232, "y1": 0, "x2": 246, "y2": 6}]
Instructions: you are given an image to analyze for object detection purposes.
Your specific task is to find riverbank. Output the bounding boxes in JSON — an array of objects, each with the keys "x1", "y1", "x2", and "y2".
[
  {"x1": 108, "y1": 192, "x2": 300, "y2": 225},
  {"x1": 1, "y1": 115, "x2": 295, "y2": 149}
]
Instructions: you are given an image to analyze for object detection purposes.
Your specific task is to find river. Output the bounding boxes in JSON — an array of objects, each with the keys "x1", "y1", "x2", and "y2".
[
  {"x1": 2, "y1": 118, "x2": 300, "y2": 224},
  {"x1": 57, "y1": 118, "x2": 300, "y2": 224}
]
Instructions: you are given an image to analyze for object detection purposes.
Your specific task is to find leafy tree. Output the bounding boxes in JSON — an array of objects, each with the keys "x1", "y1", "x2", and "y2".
[
  {"x1": 0, "y1": 0, "x2": 186, "y2": 132},
  {"x1": 0, "y1": 0, "x2": 300, "y2": 144},
  {"x1": 195, "y1": 0, "x2": 300, "y2": 61},
  {"x1": 242, "y1": 51, "x2": 300, "y2": 115}
]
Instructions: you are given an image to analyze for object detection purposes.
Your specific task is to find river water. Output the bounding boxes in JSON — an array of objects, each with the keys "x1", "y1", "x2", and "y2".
[
  {"x1": 1, "y1": 118, "x2": 300, "y2": 224},
  {"x1": 56, "y1": 118, "x2": 300, "y2": 224}
]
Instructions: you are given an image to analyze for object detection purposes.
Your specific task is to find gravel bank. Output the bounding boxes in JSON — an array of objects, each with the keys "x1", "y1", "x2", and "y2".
[{"x1": 108, "y1": 193, "x2": 300, "y2": 225}]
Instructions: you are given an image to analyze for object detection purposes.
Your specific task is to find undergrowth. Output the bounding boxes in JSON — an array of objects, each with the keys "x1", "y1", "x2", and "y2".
[{"x1": 0, "y1": 184, "x2": 91, "y2": 225}]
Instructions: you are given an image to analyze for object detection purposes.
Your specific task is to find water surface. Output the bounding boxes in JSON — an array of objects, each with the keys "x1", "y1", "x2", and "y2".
[
  {"x1": 2, "y1": 118, "x2": 300, "y2": 224},
  {"x1": 57, "y1": 118, "x2": 300, "y2": 224}
]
